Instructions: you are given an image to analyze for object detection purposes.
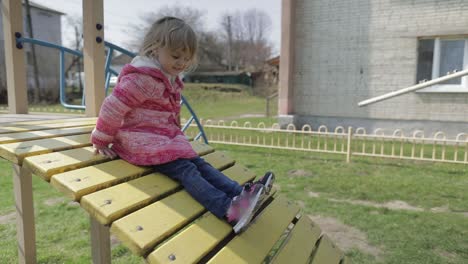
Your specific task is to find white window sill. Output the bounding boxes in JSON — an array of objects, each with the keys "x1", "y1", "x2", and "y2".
[{"x1": 416, "y1": 85, "x2": 468, "y2": 93}]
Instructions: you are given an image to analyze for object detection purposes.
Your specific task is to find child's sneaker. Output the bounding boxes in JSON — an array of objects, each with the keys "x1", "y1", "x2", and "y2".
[
  {"x1": 254, "y1": 172, "x2": 275, "y2": 195},
  {"x1": 226, "y1": 183, "x2": 265, "y2": 234}
]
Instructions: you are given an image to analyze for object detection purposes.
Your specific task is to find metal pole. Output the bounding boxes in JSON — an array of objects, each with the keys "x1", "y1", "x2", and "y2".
[{"x1": 358, "y1": 69, "x2": 468, "y2": 107}]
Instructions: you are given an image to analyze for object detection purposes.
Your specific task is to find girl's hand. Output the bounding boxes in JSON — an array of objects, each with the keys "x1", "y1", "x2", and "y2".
[{"x1": 93, "y1": 144, "x2": 117, "y2": 159}]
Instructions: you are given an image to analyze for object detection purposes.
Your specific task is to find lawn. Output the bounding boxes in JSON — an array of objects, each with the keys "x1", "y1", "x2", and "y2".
[{"x1": 0, "y1": 82, "x2": 276, "y2": 121}]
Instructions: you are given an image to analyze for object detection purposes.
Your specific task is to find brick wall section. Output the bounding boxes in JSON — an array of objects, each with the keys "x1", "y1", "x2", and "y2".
[{"x1": 293, "y1": 0, "x2": 468, "y2": 122}]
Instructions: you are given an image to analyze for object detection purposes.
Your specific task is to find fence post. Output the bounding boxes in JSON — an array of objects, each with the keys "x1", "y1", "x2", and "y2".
[{"x1": 346, "y1": 126, "x2": 353, "y2": 163}]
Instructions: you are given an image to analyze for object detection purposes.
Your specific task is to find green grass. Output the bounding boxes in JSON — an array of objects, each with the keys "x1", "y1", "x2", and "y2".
[
  {"x1": 0, "y1": 83, "x2": 277, "y2": 120},
  {"x1": 181, "y1": 83, "x2": 271, "y2": 120},
  {"x1": 212, "y1": 144, "x2": 468, "y2": 264}
]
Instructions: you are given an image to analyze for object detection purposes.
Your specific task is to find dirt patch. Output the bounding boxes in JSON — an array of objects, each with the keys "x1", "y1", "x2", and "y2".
[
  {"x1": 296, "y1": 200, "x2": 306, "y2": 208},
  {"x1": 309, "y1": 215, "x2": 383, "y2": 261},
  {"x1": 0, "y1": 212, "x2": 16, "y2": 225},
  {"x1": 307, "y1": 191, "x2": 320, "y2": 198},
  {"x1": 435, "y1": 248, "x2": 459, "y2": 263},
  {"x1": 287, "y1": 169, "x2": 313, "y2": 178},
  {"x1": 44, "y1": 197, "x2": 67, "y2": 206},
  {"x1": 328, "y1": 198, "x2": 424, "y2": 212}
]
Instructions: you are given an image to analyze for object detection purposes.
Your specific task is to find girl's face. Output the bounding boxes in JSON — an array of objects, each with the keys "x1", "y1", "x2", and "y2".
[{"x1": 156, "y1": 46, "x2": 192, "y2": 76}]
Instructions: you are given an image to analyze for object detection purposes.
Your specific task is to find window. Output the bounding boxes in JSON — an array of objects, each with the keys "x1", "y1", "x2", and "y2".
[{"x1": 416, "y1": 37, "x2": 468, "y2": 92}]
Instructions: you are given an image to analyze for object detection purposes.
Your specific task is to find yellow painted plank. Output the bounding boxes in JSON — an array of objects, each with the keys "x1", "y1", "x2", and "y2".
[
  {"x1": 147, "y1": 212, "x2": 231, "y2": 264},
  {"x1": 110, "y1": 164, "x2": 256, "y2": 256},
  {"x1": 310, "y1": 235, "x2": 344, "y2": 264},
  {"x1": 0, "y1": 119, "x2": 96, "y2": 134},
  {"x1": 0, "y1": 133, "x2": 92, "y2": 165},
  {"x1": 3, "y1": 117, "x2": 96, "y2": 127},
  {"x1": 23, "y1": 147, "x2": 110, "y2": 181},
  {"x1": 207, "y1": 197, "x2": 300, "y2": 264},
  {"x1": 190, "y1": 141, "x2": 214, "y2": 156},
  {"x1": 81, "y1": 172, "x2": 178, "y2": 224},
  {"x1": 50, "y1": 160, "x2": 151, "y2": 201},
  {"x1": 0, "y1": 125, "x2": 95, "y2": 144},
  {"x1": 81, "y1": 163, "x2": 254, "y2": 226},
  {"x1": 111, "y1": 191, "x2": 204, "y2": 255},
  {"x1": 273, "y1": 215, "x2": 322, "y2": 264},
  {"x1": 51, "y1": 141, "x2": 214, "y2": 203},
  {"x1": 202, "y1": 151, "x2": 235, "y2": 170},
  {"x1": 146, "y1": 189, "x2": 277, "y2": 264}
]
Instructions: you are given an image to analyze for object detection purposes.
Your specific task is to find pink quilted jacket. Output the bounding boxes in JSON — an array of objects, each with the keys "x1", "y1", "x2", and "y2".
[{"x1": 91, "y1": 58, "x2": 198, "y2": 165}]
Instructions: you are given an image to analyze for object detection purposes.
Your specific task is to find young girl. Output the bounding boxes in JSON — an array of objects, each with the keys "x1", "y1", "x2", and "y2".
[{"x1": 91, "y1": 16, "x2": 274, "y2": 233}]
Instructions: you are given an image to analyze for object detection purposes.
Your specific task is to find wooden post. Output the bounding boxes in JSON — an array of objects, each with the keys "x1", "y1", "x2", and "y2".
[
  {"x1": 2, "y1": 0, "x2": 28, "y2": 114},
  {"x1": 346, "y1": 127, "x2": 353, "y2": 163},
  {"x1": 12, "y1": 164, "x2": 36, "y2": 264},
  {"x1": 82, "y1": 0, "x2": 105, "y2": 117},
  {"x1": 90, "y1": 217, "x2": 111, "y2": 264},
  {"x1": 278, "y1": 0, "x2": 296, "y2": 115}
]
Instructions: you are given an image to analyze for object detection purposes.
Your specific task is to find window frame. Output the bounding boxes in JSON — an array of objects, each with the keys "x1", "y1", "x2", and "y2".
[{"x1": 417, "y1": 37, "x2": 468, "y2": 93}]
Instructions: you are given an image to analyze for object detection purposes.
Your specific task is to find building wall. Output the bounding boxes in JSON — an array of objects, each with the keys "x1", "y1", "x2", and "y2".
[
  {"x1": 288, "y1": 0, "x2": 468, "y2": 137},
  {"x1": 0, "y1": 5, "x2": 62, "y2": 103}
]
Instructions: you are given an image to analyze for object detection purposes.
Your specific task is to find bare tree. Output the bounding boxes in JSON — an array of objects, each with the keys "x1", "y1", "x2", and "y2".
[
  {"x1": 128, "y1": 5, "x2": 206, "y2": 51},
  {"x1": 128, "y1": 5, "x2": 226, "y2": 70},
  {"x1": 220, "y1": 9, "x2": 273, "y2": 71}
]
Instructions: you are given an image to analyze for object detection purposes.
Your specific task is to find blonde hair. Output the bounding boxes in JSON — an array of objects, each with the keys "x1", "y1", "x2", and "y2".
[{"x1": 140, "y1": 17, "x2": 198, "y2": 63}]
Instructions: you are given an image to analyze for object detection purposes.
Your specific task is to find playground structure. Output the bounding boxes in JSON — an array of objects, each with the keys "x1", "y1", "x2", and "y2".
[{"x1": 1, "y1": 0, "x2": 348, "y2": 263}]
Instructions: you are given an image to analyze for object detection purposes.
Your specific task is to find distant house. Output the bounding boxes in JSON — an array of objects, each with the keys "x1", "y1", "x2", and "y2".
[
  {"x1": 184, "y1": 71, "x2": 252, "y2": 86},
  {"x1": 0, "y1": 1, "x2": 64, "y2": 103},
  {"x1": 252, "y1": 56, "x2": 279, "y2": 96},
  {"x1": 280, "y1": 0, "x2": 468, "y2": 137},
  {"x1": 110, "y1": 53, "x2": 133, "y2": 75}
]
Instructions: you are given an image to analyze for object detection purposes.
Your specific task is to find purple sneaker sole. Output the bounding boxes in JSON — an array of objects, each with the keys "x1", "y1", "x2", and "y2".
[{"x1": 232, "y1": 185, "x2": 265, "y2": 234}]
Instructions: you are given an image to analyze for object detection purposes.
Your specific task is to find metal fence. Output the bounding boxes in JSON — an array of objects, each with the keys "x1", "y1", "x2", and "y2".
[{"x1": 183, "y1": 119, "x2": 468, "y2": 165}]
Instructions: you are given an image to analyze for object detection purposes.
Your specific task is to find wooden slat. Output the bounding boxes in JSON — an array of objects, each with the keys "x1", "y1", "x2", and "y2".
[
  {"x1": 0, "y1": 133, "x2": 92, "y2": 164},
  {"x1": 146, "y1": 188, "x2": 275, "y2": 264},
  {"x1": 79, "y1": 150, "x2": 235, "y2": 225},
  {"x1": 207, "y1": 197, "x2": 300, "y2": 264},
  {"x1": 0, "y1": 119, "x2": 96, "y2": 134},
  {"x1": 110, "y1": 163, "x2": 253, "y2": 256},
  {"x1": 49, "y1": 141, "x2": 214, "y2": 201},
  {"x1": 82, "y1": 172, "x2": 178, "y2": 225},
  {"x1": 273, "y1": 215, "x2": 322, "y2": 264},
  {"x1": 2, "y1": 117, "x2": 96, "y2": 127},
  {"x1": 190, "y1": 141, "x2": 215, "y2": 156},
  {"x1": 50, "y1": 160, "x2": 152, "y2": 201},
  {"x1": 310, "y1": 235, "x2": 344, "y2": 264},
  {"x1": 201, "y1": 151, "x2": 235, "y2": 171},
  {"x1": 0, "y1": 126, "x2": 95, "y2": 144},
  {"x1": 23, "y1": 147, "x2": 110, "y2": 180},
  {"x1": 111, "y1": 190, "x2": 204, "y2": 256}
]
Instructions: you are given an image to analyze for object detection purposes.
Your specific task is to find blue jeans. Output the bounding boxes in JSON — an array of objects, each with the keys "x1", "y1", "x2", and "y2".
[{"x1": 154, "y1": 157, "x2": 243, "y2": 218}]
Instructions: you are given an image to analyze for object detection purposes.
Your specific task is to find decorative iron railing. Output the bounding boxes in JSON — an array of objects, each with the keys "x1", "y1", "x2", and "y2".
[{"x1": 183, "y1": 120, "x2": 468, "y2": 165}]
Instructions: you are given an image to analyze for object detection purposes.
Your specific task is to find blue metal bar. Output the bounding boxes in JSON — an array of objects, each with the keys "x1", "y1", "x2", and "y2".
[
  {"x1": 109, "y1": 68, "x2": 119, "y2": 76},
  {"x1": 181, "y1": 116, "x2": 194, "y2": 132},
  {"x1": 104, "y1": 47, "x2": 114, "y2": 95},
  {"x1": 59, "y1": 50, "x2": 85, "y2": 109},
  {"x1": 181, "y1": 95, "x2": 208, "y2": 144},
  {"x1": 104, "y1": 41, "x2": 137, "y2": 57},
  {"x1": 18, "y1": 37, "x2": 82, "y2": 57}
]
